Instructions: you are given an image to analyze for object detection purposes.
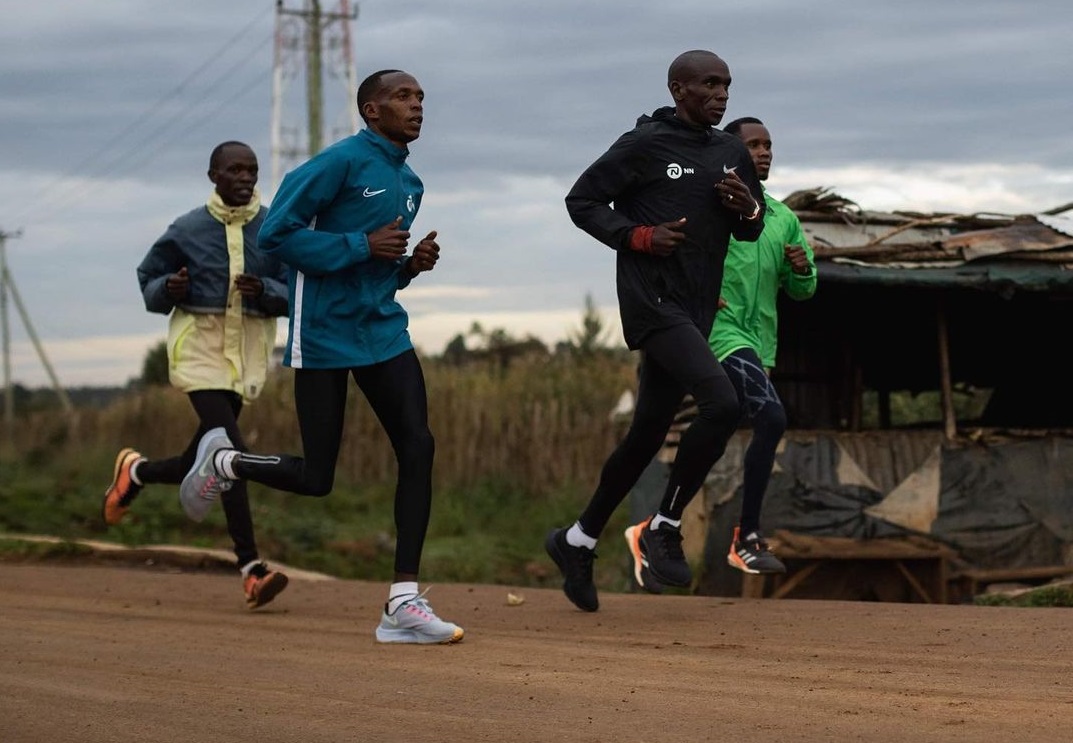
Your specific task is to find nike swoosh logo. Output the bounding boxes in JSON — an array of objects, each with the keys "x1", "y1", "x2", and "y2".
[
  {"x1": 363, "y1": 187, "x2": 387, "y2": 197},
  {"x1": 722, "y1": 165, "x2": 737, "y2": 174},
  {"x1": 383, "y1": 612, "x2": 399, "y2": 627}
]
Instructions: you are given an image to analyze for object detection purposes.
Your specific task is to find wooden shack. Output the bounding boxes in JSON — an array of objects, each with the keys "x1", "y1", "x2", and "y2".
[{"x1": 643, "y1": 190, "x2": 1073, "y2": 602}]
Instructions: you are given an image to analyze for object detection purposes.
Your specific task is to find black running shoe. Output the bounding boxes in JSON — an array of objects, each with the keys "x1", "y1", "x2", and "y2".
[
  {"x1": 727, "y1": 526, "x2": 787, "y2": 575},
  {"x1": 544, "y1": 527, "x2": 599, "y2": 612},
  {"x1": 638, "y1": 521, "x2": 692, "y2": 587}
]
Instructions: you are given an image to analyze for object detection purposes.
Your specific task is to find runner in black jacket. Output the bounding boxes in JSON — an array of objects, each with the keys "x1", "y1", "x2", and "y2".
[{"x1": 546, "y1": 49, "x2": 765, "y2": 611}]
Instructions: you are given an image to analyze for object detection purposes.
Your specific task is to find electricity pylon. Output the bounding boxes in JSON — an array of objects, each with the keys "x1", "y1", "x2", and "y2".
[{"x1": 270, "y1": 0, "x2": 360, "y2": 192}]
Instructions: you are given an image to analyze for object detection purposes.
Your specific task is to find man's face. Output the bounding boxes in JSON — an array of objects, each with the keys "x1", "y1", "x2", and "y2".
[
  {"x1": 737, "y1": 122, "x2": 773, "y2": 181},
  {"x1": 670, "y1": 55, "x2": 731, "y2": 128},
  {"x1": 366, "y1": 72, "x2": 424, "y2": 146},
  {"x1": 210, "y1": 145, "x2": 258, "y2": 206}
]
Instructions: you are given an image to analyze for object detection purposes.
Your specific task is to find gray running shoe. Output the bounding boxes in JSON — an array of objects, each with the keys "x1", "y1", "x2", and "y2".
[
  {"x1": 179, "y1": 427, "x2": 234, "y2": 522},
  {"x1": 375, "y1": 589, "x2": 465, "y2": 644},
  {"x1": 727, "y1": 527, "x2": 787, "y2": 575}
]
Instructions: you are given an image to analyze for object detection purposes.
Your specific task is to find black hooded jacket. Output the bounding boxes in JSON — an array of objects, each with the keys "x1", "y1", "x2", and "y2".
[{"x1": 565, "y1": 107, "x2": 765, "y2": 349}]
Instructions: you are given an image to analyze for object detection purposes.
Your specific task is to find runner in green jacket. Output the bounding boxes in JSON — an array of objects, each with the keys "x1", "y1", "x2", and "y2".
[{"x1": 716, "y1": 116, "x2": 816, "y2": 575}]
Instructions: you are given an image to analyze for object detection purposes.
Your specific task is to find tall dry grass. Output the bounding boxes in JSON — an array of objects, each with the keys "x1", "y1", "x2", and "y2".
[{"x1": 13, "y1": 353, "x2": 637, "y2": 497}]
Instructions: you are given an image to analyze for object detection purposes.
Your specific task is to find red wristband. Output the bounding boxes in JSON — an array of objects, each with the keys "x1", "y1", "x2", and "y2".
[{"x1": 630, "y1": 225, "x2": 655, "y2": 254}]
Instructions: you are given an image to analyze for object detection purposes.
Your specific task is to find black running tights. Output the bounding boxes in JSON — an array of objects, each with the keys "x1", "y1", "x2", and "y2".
[
  {"x1": 578, "y1": 323, "x2": 739, "y2": 538},
  {"x1": 233, "y1": 350, "x2": 435, "y2": 576},
  {"x1": 137, "y1": 389, "x2": 259, "y2": 568}
]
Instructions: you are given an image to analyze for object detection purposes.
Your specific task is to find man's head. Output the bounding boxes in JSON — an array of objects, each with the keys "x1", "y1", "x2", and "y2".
[
  {"x1": 208, "y1": 141, "x2": 258, "y2": 206},
  {"x1": 667, "y1": 50, "x2": 730, "y2": 128},
  {"x1": 357, "y1": 69, "x2": 424, "y2": 147},
  {"x1": 724, "y1": 117, "x2": 772, "y2": 181}
]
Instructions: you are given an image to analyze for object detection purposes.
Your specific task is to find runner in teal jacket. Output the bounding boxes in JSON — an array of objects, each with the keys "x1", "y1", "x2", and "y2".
[
  {"x1": 259, "y1": 125, "x2": 420, "y2": 369},
  {"x1": 180, "y1": 70, "x2": 464, "y2": 645},
  {"x1": 711, "y1": 117, "x2": 816, "y2": 576}
]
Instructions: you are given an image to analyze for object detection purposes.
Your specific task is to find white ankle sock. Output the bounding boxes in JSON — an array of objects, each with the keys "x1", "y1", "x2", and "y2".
[
  {"x1": 650, "y1": 514, "x2": 681, "y2": 530},
  {"x1": 565, "y1": 523, "x2": 597, "y2": 550},
  {"x1": 215, "y1": 450, "x2": 238, "y2": 479},
  {"x1": 387, "y1": 582, "x2": 419, "y2": 614},
  {"x1": 129, "y1": 459, "x2": 145, "y2": 486}
]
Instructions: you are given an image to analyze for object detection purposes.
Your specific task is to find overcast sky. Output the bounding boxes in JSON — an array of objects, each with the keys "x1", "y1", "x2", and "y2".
[{"x1": 2, "y1": 0, "x2": 1071, "y2": 388}]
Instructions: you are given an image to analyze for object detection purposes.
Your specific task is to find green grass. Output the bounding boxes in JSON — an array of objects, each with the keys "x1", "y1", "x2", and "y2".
[
  {"x1": 0, "y1": 450, "x2": 638, "y2": 593},
  {"x1": 973, "y1": 584, "x2": 1073, "y2": 608}
]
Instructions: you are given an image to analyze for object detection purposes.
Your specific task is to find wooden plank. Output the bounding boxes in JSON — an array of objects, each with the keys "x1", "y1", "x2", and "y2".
[
  {"x1": 936, "y1": 298, "x2": 957, "y2": 441},
  {"x1": 893, "y1": 560, "x2": 935, "y2": 603},
  {"x1": 769, "y1": 562, "x2": 823, "y2": 599}
]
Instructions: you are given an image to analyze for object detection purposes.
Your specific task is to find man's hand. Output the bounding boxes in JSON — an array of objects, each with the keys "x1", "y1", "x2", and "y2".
[
  {"x1": 714, "y1": 171, "x2": 759, "y2": 218},
  {"x1": 407, "y1": 230, "x2": 440, "y2": 276},
  {"x1": 234, "y1": 273, "x2": 264, "y2": 298},
  {"x1": 648, "y1": 217, "x2": 687, "y2": 256},
  {"x1": 166, "y1": 267, "x2": 189, "y2": 300},
  {"x1": 367, "y1": 216, "x2": 409, "y2": 260},
  {"x1": 717, "y1": 296, "x2": 728, "y2": 310},
  {"x1": 784, "y1": 244, "x2": 811, "y2": 274}
]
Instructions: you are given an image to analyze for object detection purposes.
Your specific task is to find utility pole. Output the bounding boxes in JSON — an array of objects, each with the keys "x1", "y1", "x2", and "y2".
[
  {"x1": 0, "y1": 229, "x2": 75, "y2": 444},
  {"x1": 0, "y1": 229, "x2": 15, "y2": 438},
  {"x1": 271, "y1": 0, "x2": 359, "y2": 191}
]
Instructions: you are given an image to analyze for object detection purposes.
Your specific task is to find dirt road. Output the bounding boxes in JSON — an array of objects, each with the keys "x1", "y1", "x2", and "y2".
[{"x1": 1, "y1": 561, "x2": 1070, "y2": 742}]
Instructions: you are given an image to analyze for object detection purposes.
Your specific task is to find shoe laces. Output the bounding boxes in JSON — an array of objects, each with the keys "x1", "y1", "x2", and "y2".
[
  {"x1": 563, "y1": 540, "x2": 596, "y2": 583},
  {"x1": 399, "y1": 589, "x2": 441, "y2": 620},
  {"x1": 648, "y1": 524, "x2": 685, "y2": 561},
  {"x1": 199, "y1": 474, "x2": 233, "y2": 501}
]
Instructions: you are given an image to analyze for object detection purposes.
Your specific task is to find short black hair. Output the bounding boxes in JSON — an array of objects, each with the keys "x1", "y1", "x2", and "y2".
[
  {"x1": 356, "y1": 69, "x2": 402, "y2": 124},
  {"x1": 723, "y1": 117, "x2": 764, "y2": 137},
  {"x1": 209, "y1": 141, "x2": 251, "y2": 170}
]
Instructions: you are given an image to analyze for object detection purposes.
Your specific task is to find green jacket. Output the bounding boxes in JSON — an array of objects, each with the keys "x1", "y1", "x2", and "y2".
[{"x1": 709, "y1": 188, "x2": 816, "y2": 368}]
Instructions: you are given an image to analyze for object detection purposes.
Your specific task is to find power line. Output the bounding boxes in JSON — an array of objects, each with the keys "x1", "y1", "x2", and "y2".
[{"x1": 7, "y1": 6, "x2": 275, "y2": 225}]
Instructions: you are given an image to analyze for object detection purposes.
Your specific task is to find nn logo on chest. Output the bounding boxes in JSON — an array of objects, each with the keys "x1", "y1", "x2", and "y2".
[{"x1": 666, "y1": 163, "x2": 694, "y2": 179}]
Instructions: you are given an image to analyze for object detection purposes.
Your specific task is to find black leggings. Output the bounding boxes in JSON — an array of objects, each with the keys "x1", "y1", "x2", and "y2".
[
  {"x1": 233, "y1": 349, "x2": 435, "y2": 576},
  {"x1": 578, "y1": 323, "x2": 739, "y2": 538},
  {"x1": 722, "y1": 348, "x2": 787, "y2": 536},
  {"x1": 136, "y1": 390, "x2": 259, "y2": 568}
]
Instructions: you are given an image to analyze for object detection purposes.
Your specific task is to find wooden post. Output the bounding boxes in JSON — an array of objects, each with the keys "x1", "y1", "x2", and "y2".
[{"x1": 936, "y1": 297, "x2": 956, "y2": 440}]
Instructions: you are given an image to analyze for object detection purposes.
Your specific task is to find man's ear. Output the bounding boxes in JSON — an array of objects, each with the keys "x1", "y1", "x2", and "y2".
[
  {"x1": 207, "y1": 169, "x2": 219, "y2": 185},
  {"x1": 362, "y1": 101, "x2": 379, "y2": 122}
]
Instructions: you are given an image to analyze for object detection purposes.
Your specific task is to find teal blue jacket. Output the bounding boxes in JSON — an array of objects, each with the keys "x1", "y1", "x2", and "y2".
[
  {"x1": 709, "y1": 188, "x2": 816, "y2": 368},
  {"x1": 259, "y1": 127, "x2": 420, "y2": 368}
]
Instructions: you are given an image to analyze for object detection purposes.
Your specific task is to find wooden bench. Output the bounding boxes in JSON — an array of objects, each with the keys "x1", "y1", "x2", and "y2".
[{"x1": 741, "y1": 530, "x2": 958, "y2": 604}]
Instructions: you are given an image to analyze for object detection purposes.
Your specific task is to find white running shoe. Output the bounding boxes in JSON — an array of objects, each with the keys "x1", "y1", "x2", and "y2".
[
  {"x1": 375, "y1": 589, "x2": 465, "y2": 644},
  {"x1": 179, "y1": 427, "x2": 234, "y2": 522}
]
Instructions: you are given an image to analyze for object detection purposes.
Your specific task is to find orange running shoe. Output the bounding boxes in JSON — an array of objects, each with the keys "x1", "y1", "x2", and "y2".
[
  {"x1": 102, "y1": 448, "x2": 144, "y2": 525},
  {"x1": 727, "y1": 526, "x2": 787, "y2": 575},
  {"x1": 623, "y1": 516, "x2": 663, "y2": 594},
  {"x1": 243, "y1": 564, "x2": 289, "y2": 610}
]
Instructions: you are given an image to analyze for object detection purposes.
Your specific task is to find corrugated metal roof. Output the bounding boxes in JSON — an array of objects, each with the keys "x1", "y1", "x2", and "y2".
[{"x1": 786, "y1": 188, "x2": 1073, "y2": 291}]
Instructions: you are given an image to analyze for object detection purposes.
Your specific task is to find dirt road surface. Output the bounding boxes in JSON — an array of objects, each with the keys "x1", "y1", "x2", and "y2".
[{"x1": 1, "y1": 561, "x2": 1070, "y2": 743}]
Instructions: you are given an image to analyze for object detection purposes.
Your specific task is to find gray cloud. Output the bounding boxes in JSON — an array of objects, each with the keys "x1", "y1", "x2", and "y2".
[{"x1": 1, "y1": 0, "x2": 1071, "y2": 386}]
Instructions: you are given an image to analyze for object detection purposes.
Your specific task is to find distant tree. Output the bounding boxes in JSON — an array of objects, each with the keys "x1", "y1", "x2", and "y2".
[
  {"x1": 141, "y1": 340, "x2": 169, "y2": 386},
  {"x1": 566, "y1": 293, "x2": 612, "y2": 357},
  {"x1": 441, "y1": 333, "x2": 468, "y2": 366}
]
